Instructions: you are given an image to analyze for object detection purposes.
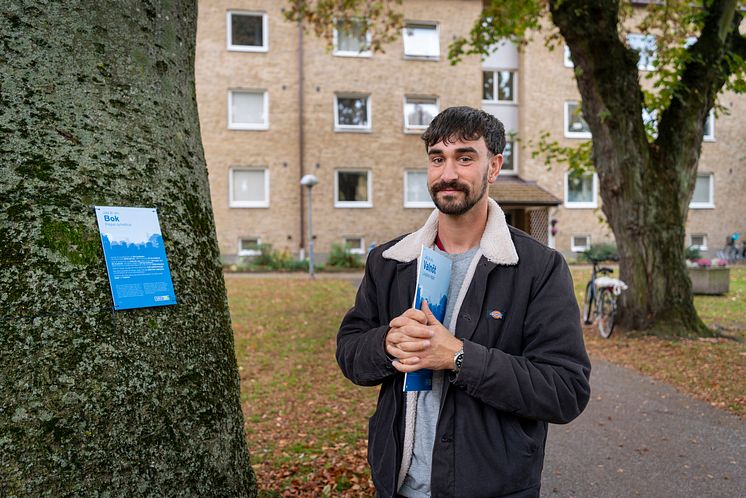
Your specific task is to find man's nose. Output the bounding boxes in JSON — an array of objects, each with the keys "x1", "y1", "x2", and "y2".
[{"x1": 440, "y1": 159, "x2": 459, "y2": 182}]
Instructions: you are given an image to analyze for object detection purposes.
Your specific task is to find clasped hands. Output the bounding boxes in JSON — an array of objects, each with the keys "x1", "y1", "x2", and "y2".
[{"x1": 385, "y1": 300, "x2": 463, "y2": 373}]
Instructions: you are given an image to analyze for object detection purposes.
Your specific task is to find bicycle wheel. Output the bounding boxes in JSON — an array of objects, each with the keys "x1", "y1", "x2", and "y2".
[
  {"x1": 597, "y1": 288, "x2": 616, "y2": 338},
  {"x1": 582, "y1": 281, "x2": 594, "y2": 324}
]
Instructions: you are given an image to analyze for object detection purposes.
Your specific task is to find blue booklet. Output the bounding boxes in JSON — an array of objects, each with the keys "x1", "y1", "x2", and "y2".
[{"x1": 403, "y1": 245, "x2": 453, "y2": 392}]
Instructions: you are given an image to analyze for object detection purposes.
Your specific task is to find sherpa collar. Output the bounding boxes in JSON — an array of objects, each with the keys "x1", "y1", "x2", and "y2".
[{"x1": 382, "y1": 198, "x2": 519, "y2": 265}]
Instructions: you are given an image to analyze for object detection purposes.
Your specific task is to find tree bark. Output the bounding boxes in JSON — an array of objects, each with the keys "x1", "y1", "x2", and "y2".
[
  {"x1": 549, "y1": 0, "x2": 742, "y2": 336},
  {"x1": 0, "y1": 1, "x2": 256, "y2": 495}
]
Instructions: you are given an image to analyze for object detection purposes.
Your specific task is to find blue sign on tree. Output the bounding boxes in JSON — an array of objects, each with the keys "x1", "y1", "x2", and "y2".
[{"x1": 95, "y1": 206, "x2": 177, "y2": 310}]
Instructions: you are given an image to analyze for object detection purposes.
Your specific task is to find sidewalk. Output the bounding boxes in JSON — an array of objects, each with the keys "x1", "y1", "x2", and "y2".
[{"x1": 542, "y1": 359, "x2": 745, "y2": 497}]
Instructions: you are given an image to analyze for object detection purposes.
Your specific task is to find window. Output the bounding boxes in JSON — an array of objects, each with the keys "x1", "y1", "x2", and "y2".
[
  {"x1": 703, "y1": 109, "x2": 715, "y2": 141},
  {"x1": 228, "y1": 90, "x2": 268, "y2": 130},
  {"x1": 227, "y1": 11, "x2": 267, "y2": 52},
  {"x1": 335, "y1": 170, "x2": 372, "y2": 207},
  {"x1": 333, "y1": 18, "x2": 371, "y2": 56},
  {"x1": 690, "y1": 173, "x2": 714, "y2": 209},
  {"x1": 334, "y1": 94, "x2": 371, "y2": 131},
  {"x1": 404, "y1": 96, "x2": 438, "y2": 130},
  {"x1": 404, "y1": 170, "x2": 434, "y2": 208},
  {"x1": 571, "y1": 234, "x2": 591, "y2": 252},
  {"x1": 343, "y1": 237, "x2": 365, "y2": 254},
  {"x1": 689, "y1": 234, "x2": 708, "y2": 251},
  {"x1": 563, "y1": 45, "x2": 574, "y2": 68},
  {"x1": 482, "y1": 70, "x2": 516, "y2": 103},
  {"x1": 627, "y1": 33, "x2": 657, "y2": 71},
  {"x1": 564, "y1": 101, "x2": 591, "y2": 138},
  {"x1": 501, "y1": 141, "x2": 516, "y2": 174},
  {"x1": 403, "y1": 22, "x2": 439, "y2": 59},
  {"x1": 238, "y1": 237, "x2": 262, "y2": 256},
  {"x1": 565, "y1": 171, "x2": 597, "y2": 208},
  {"x1": 230, "y1": 168, "x2": 269, "y2": 208}
]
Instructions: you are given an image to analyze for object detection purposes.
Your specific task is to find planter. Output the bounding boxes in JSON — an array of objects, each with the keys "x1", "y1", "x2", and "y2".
[{"x1": 688, "y1": 267, "x2": 730, "y2": 295}]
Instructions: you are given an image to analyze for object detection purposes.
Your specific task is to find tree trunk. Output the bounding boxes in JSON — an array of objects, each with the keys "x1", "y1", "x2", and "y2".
[
  {"x1": 549, "y1": 0, "x2": 739, "y2": 337},
  {"x1": 0, "y1": 1, "x2": 256, "y2": 495}
]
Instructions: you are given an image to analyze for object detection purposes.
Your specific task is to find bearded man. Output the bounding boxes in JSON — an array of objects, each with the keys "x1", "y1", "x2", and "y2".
[{"x1": 337, "y1": 106, "x2": 591, "y2": 498}]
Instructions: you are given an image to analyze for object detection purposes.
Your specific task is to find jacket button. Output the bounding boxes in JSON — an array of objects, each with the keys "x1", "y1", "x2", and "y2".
[
  {"x1": 440, "y1": 436, "x2": 452, "y2": 443},
  {"x1": 462, "y1": 313, "x2": 471, "y2": 321}
]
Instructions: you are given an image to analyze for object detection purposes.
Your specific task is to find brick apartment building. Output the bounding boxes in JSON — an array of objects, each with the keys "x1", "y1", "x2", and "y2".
[{"x1": 195, "y1": 0, "x2": 745, "y2": 262}]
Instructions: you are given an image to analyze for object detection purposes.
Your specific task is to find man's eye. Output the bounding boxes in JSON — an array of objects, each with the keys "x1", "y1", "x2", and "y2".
[
  {"x1": 431, "y1": 157, "x2": 443, "y2": 164},
  {"x1": 459, "y1": 156, "x2": 474, "y2": 162}
]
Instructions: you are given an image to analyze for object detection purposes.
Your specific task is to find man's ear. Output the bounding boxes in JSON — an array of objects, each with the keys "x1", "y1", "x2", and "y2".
[{"x1": 488, "y1": 154, "x2": 503, "y2": 183}]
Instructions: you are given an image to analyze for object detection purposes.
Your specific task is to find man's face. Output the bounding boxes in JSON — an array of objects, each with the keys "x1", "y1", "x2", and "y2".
[{"x1": 427, "y1": 137, "x2": 502, "y2": 216}]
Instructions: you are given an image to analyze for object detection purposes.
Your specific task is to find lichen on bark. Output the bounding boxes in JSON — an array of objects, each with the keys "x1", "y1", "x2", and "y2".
[{"x1": 1, "y1": 2, "x2": 256, "y2": 495}]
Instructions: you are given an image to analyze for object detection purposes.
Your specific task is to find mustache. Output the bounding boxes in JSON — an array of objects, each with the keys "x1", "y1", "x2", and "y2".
[{"x1": 430, "y1": 180, "x2": 470, "y2": 194}]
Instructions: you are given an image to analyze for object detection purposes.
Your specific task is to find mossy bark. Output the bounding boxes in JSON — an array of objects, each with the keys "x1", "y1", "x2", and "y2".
[
  {"x1": 549, "y1": 0, "x2": 742, "y2": 337},
  {"x1": 0, "y1": 2, "x2": 256, "y2": 495}
]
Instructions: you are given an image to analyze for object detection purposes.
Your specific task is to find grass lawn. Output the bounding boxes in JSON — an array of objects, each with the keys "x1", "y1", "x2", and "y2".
[
  {"x1": 228, "y1": 278, "x2": 377, "y2": 496},
  {"x1": 226, "y1": 268, "x2": 745, "y2": 495}
]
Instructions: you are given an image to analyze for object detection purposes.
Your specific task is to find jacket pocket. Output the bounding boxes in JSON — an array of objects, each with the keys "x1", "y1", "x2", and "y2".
[{"x1": 503, "y1": 415, "x2": 540, "y2": 454}]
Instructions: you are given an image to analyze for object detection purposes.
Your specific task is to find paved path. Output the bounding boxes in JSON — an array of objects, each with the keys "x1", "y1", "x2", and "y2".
[{"x1": 542, "y1": 359, "x2": 745, "y2": 497}]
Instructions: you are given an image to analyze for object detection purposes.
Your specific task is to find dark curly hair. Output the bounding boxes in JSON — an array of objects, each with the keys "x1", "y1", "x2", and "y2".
[{"x1": 421, "y1": 106, "x2": 506, "y2": 156}]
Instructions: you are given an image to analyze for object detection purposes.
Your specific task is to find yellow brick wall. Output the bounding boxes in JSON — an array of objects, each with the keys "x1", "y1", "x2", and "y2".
[
  {"x1": 197, "y1": 2, "x2": 745, "y2": 260},
  {"x1": 196, "y1": 0, "x2": 483, "y2": 259}
]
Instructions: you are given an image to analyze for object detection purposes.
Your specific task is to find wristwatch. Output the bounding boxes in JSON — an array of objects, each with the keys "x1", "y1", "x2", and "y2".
[{"x1": 453, "y1": 347, "x2": 464, "y2": 373}]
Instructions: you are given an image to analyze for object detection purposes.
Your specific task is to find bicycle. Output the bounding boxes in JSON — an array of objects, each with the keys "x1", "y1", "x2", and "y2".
[{"x1": 582, "y1": 256, "x2": 628, "y2": 338}]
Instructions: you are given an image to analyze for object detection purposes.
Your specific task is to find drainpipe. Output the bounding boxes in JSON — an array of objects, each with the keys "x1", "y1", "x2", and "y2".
[{"x1": 298, "y1": 20, "x2": 306, "y2": 256}]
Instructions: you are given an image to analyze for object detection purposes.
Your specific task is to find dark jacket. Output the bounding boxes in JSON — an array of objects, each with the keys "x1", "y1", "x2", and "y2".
[{"x1": 337, "y1": 201, "x2": 591, "y2": 497}]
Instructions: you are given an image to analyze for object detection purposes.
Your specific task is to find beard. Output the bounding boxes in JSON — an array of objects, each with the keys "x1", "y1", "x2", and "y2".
[{"x1": 429, "y1": 172, "x2": 488, "y2": 216}]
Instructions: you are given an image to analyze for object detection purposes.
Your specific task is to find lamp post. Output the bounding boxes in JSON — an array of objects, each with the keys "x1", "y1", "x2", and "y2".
[{"x1": 300, "y1": 174, "x2": 319, "y2": 278}]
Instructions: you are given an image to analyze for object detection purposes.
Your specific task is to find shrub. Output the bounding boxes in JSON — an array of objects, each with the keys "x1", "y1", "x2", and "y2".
[
  {"x1": 581, "y1": 243, "x2": 618, "y2": 263},
  {"x1": 685, "y1": 245, "x2": 702, "y2": 261},
  {"x1": 327, "y1": 243, "x2": 364, "y2": 268}
]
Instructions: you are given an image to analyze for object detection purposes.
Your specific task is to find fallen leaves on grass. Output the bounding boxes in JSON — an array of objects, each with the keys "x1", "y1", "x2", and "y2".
[{"x1": 227, "y1": 277, "x2": 377, "y2": 496}]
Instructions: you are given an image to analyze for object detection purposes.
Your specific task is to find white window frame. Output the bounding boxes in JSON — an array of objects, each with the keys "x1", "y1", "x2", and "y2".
[
  {"x1": 564, "y1": 171, "x2": 598, "y2": 209},
  {"x1": 229, "y1": 168, "x2": 270, "y2": 208},
  {"x1": 332, "y1": 18, "x2": 372, "y2": 57},
  {"x1": 703, "y1": 109, "x2": 715, "y2": 142},
  {"x1": 334, "y1": 169, "x2": 373, "y2": 208},
  {"x1": 226, "y1": 11, "x2": 268, "y2": 52},
  {"x1": 689, "y1": 234, "x2": 708, "y2": 251},
  {"x1": 627, "y1": 33, "x2": 657, "y2": 71},
  {"x1": 689, "y1": 173, "x2": 715, "y2": 209},
  {"x1": 403, "y1": 170, "x2": 435, "y2": 208},
  {"x1": 482, "y1": 70, "x2": 517, "y2": 104},
  {"x1": 402, "y1": 21, "x2": 440, "y2": 60},
  {"x1": 238, "y1": 237, "x2": 262, "y2": 256},
  {"x1": 500, "y1": 139, "x2": 518, "y2": 176},
  {"x1": 343, "y1": 237, "x2": 365, "y2": 254},
  {"x1": 571, "y1": 234, "x2": 592, "y2": 253},
  {"x1": 563, "y1": 45, "x2": 574, "y2": 68},
  {"x1": 228, "y1": 89, "x2": 269, "y2": 130},
  {"x1": 403, "y1": 95, "x2": 439, "y2": 131},
  {"x1": 333, "y1": 94, "x2": 372, "y2": 132},
  {"x1": 564, "y1": 101, "x2": 592, "y2": 139}
]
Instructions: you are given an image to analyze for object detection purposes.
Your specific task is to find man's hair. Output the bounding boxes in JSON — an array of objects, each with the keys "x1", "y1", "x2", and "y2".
[{"x1": 421, "y1": 106, "x2": 506, "y2": 156}]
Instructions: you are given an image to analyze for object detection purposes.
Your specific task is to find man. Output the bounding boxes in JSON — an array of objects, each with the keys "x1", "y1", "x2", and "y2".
[{"x1": 337, "y1": 107, "x2": 591, "y2": 497}]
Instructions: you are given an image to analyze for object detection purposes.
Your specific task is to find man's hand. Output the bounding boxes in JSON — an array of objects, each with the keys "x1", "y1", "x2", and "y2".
[{"x1": 385, "y1": 300, "x2": 463, "y2": 372}]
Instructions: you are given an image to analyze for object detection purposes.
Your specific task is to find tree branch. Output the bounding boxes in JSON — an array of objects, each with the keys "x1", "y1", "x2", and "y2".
[
  {"x1": 655, "y1": 0, "x2": 740, "y2": 164},
  {"x1": 548, "y1": 0, "x2": 647, "y2": 174}
]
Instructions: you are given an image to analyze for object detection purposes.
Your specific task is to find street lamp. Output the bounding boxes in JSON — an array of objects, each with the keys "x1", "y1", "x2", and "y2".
[{"x1": 300, "y1": 174, "x2": 319, "y2": 278}]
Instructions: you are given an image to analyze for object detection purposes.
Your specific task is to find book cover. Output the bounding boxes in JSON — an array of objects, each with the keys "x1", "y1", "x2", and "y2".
[{"x1": 403, "y1": 245, "x2": 453, "y2": 392}]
